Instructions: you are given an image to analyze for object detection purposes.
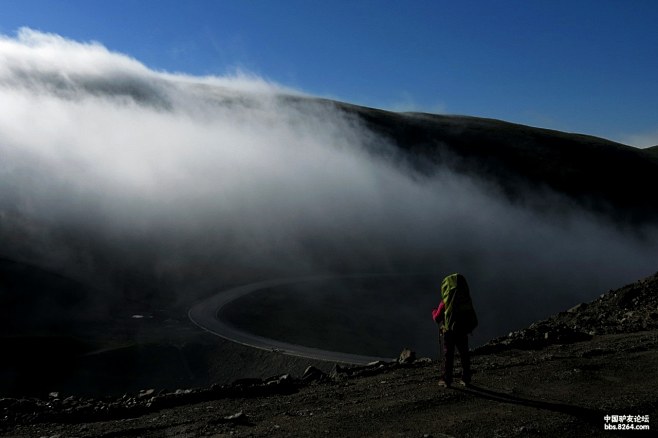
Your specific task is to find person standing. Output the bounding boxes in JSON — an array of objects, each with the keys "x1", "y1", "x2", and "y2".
[{"x1": 432, "y1": 273, "x2": 478, "y2": 387}]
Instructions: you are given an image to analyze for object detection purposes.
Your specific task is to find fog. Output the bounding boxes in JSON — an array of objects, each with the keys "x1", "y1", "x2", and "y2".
[{"x1": 1, "y1": 29, "x2": 657, "y2": 343}]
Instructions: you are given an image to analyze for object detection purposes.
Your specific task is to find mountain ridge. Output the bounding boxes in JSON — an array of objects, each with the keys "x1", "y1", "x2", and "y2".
[{"x1": 324, "y1": 99, "x2": 658, "y2": 225}]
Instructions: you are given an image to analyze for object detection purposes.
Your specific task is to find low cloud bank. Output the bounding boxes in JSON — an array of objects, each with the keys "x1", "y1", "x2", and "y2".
[{"x1": 1, "y1": 29, "x2": 657, "y2": 341}]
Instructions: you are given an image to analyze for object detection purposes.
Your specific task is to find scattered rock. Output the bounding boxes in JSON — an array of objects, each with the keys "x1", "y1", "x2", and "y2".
[
  {"x1": 398, "y1": 348, "x2": 416, "y2": 364},
  {"x1": 224, "y1": 411, "x2": 247, "y2": 423},
  {"x1": 302, "y1": 366, "x2": 328, "y2": 383},
  {"x1": 137, "y1": 389, "x2": 155, "y2": 399},
  {"x1": 476, "y1": 271, "x2": 658, "y2": 355},
  {"x1": 173, "y1": 388, "x2": 193, "y2": 395},
  {"x1": 518, "y1": 425, "x2": 539, "y2": 434},
  {"x1": 266, "y1": 373, "x2": 293, "y2": 386},
  {"x1": 232, "y1": 378, "x2": 263, "y2": 386},
  {"x1": 209, "y1": 410, "x2": 249, "y2": 426},
  {"x1": 567, "y1": 303, "x2": 587, "y2": 313}
]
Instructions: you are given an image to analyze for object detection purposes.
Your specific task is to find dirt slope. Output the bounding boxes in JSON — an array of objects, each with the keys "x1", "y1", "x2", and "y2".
[{"x1": 2, "y1": 273, "x2": 657, "y2": 437}]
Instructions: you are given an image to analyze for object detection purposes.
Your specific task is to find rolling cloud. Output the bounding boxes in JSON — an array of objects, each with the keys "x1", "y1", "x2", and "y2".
[{"x1": 1, "y1": 28, "x2": 657, "y2": 347}]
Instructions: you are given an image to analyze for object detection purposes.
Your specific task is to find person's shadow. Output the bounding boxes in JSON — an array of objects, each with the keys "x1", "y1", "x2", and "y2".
[{"x1": 452, "y1": 383, "x2": 619, "y2": 434}]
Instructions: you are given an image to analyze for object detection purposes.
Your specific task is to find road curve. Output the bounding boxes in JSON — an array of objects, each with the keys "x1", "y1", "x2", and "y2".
[{"x1": 188, "y1": 275, "x2": 397, "y2": 365}]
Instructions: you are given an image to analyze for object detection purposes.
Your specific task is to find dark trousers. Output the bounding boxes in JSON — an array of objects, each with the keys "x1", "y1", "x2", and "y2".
[{"x1": 442, "y1": 330, "x2": 471, "y2": 384}]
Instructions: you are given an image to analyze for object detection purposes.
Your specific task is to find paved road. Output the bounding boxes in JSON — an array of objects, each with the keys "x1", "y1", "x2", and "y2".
[{"x1": 188, "y1": 275, "x2": 397, "y2": 365}]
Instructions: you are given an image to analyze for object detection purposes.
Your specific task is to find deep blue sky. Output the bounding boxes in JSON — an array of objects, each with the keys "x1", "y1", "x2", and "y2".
[{"x1": 2, "y1": 0, "x2": 658, "y2": 146}]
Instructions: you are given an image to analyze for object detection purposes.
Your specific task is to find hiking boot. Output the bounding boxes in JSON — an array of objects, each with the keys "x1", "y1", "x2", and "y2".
[
  {"x1": 458, "y1": 379, "x2": 470, "y2": 387},
  {"x1": 438, "y1": 379, "x2": 451, "y2": 388}
]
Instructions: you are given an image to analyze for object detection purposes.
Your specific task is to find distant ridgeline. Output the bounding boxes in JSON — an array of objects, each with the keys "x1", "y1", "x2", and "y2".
[{"x1": 328, "y1": 99, "x2": 658, "y2": 225}]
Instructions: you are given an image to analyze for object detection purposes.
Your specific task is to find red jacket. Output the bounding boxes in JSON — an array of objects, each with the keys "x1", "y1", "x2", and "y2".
[{"x1": 432, "y1": 301, "x2": 445, "y2": 324}]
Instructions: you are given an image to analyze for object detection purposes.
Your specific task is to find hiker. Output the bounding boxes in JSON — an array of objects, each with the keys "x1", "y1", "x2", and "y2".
[{"x1": 432, "y1": 273, "x2": 478, "y2": 387}]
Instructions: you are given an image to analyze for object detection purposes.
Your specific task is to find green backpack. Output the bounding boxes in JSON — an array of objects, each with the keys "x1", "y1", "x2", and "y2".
[{"x1": 440, "y1": 273, "x2": 478, "y2": 333}]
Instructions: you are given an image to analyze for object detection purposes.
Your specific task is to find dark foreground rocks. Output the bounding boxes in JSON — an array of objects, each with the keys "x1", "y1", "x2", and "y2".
[
  {"x1": 476, "y1": 271, "x2": 658, "y2": 354},
  {"x1": 2, "y1": 272, "x2": 658, "y2": 437},
  {"x1": 4, "y1": 329, "x2": 657, "y2": 437},
  {"x1": 0, "y1": 353, "x2": 431, "y2": 429}
]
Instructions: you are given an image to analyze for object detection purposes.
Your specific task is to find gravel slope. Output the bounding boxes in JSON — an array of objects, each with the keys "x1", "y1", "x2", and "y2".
[{"x1": 3, "y1": 272, "x2": 657, "y2": 437}]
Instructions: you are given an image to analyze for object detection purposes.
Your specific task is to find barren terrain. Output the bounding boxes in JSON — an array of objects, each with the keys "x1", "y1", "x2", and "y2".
[{"x1": 2, "y1": 272, "x2": 657, "y2": 437}]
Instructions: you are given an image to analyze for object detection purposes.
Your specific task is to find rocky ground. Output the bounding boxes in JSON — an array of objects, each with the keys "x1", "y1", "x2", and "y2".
[{"x1": 2, "y1": 272, "x2": 657, "y2": 437}]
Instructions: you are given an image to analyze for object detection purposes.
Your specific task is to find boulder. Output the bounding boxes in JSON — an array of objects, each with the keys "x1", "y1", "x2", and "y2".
[
  {"x1": 302, "y1": 366, "x2": 327, "y2": 383},
  {"x1": 398, "y1": 348, "x2": 416, "y2": 364}
]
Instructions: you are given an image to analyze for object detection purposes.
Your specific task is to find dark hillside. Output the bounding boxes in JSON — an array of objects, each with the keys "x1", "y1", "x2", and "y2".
[
  {"x1": 331, "y1": 100, "x2": 658, "y2": 224},
  {"x1": 0, "y1": 258, "x2": 102, "y2": 335}
]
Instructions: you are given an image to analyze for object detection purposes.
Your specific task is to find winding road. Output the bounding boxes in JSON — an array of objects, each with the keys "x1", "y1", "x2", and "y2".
[{"x1": 188, "y1": 275, "x2": 397, "y2": 365}]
